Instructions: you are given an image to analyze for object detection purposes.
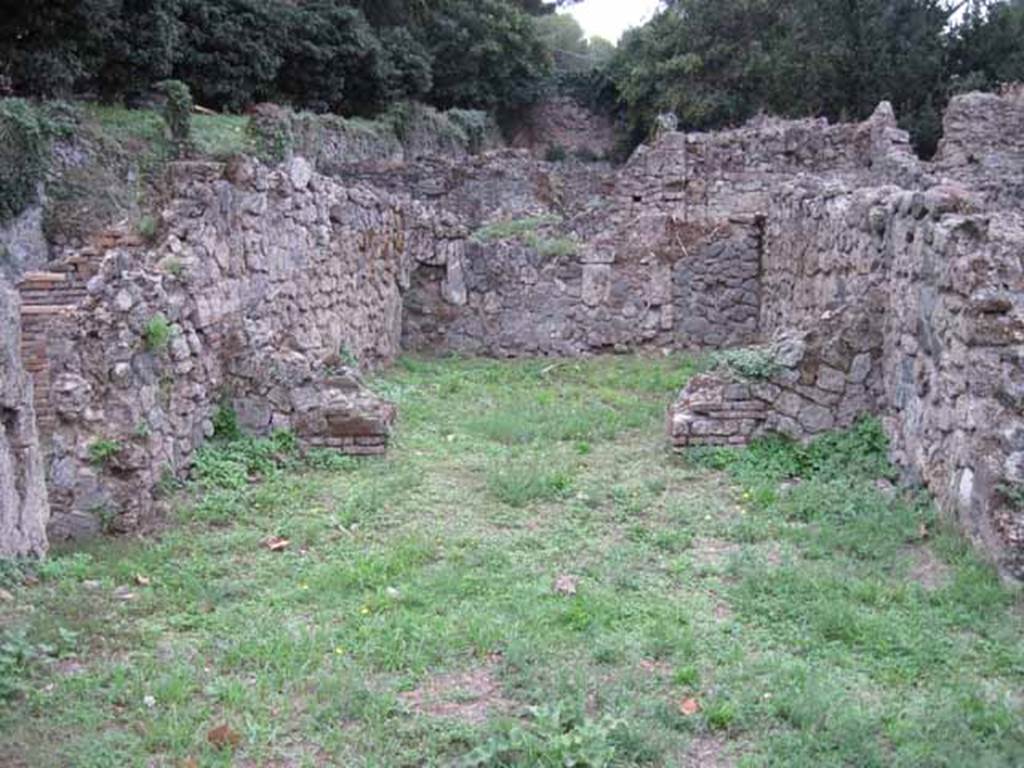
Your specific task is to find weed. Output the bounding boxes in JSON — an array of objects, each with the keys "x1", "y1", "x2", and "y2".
[
  {"x1": 487, "y1": 459, "x2": 575, "y2": 507},
  {"x1": 711, "y1": 345, "x2": 783, "y2": 380},
  {"x1": 88, "y1": 438, "x2": 123, "y2": 466},
  {"x1": 998, "y1": 482, "x2": 1024, "y2": 509},
  {"x1": 136, "y1": 213, "x2": 158, "y2": 241},
  {"x1": 545, "y1": 144, "x2": 569, "y2": 162},
  {"x1": 162, "y1": 257, "x2": 186, "y2": 279},
  {"x1": 211, "y1": 403, "x2": 241, "y2": 441},
  {"x1": 143, "y1": 313, "x2": 172, "y2": 352},
  {"x1": 472, "y1": 214, "x2": 563, "y2": 244},
  {"x1": 466, "y1": 704, "x2": 625, "y2": 767}
]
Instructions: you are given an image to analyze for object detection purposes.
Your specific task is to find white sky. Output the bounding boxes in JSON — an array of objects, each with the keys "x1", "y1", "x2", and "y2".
[{"x1": 563, "y1": 0, "x2": 662, "y2": 43}]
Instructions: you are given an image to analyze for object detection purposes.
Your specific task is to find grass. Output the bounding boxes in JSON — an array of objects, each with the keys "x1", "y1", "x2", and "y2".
[
  {"x1": 472, "y1": 215, "x2": 578, "y2": 258},
  {"x1": 1, "y1": 355, "x2": 1022, "y2": 767},
  {"x1": 44, "y1": 104, "x2": 254, "y2": 242},
  {"x1": 84, "y1": 104, "x2": 254, "y2": 160}
]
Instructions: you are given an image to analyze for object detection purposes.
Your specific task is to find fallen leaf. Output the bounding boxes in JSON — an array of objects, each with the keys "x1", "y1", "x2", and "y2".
[
  {"x1": 0, "y1": 588, "x2": 13, "y2": 602},
  {"x1": 918, "y1": 523, "x2": 929, "y2": 540},
  {"x1": 181, "y1": 758, "x2": 198, "y2": 768},
  {"x1": 553, "y1": 574, "x2": 579, "y2": 596},
  {"x1": 134, "y1": 574, "x2": 151, "y2": 587},
  {"x1": 679, "y1": 697, "x2": 701, "y2": 716},
  {"x1": 206, "y1": 723, "x2": 241, "y2": 751},
  {"x1": 263, "y1": 536, "x2": 290, "y2": 552}
]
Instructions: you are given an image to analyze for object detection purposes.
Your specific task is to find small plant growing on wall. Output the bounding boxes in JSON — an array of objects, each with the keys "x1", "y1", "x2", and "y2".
[
  {"x1": 712, "y1": 347, "x2": 784, "y2": 380},
  {"x1": 212, "y1": 403, "x2": 242, "y2": 441},
  {"x1": 88, "y1": 439, "x2": 123, "y2": 467},
  {"x1": 998, "y1": 483, "x2": 1024, "y2": 510},
  {"x1": 158, "y1": 80, "x2": 193, "y2": 159},
  {"x1": 545, "y1": 144, "x2": 568, "y2": 162},
  {"x1": 143, "y1": 313, "x2": 172, "y2": 352},
  {"x1": 136, "y1": 214, "x2": 158, "y2": 242}
]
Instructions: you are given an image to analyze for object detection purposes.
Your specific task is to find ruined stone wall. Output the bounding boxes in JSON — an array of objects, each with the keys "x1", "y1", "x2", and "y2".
[
  {"x1": 933, "y1": 86, "x2": 1024, "y2": 208},
  {"x1": 670, "y1": 308, "x2": 884, "y2": 447},
  {"x1": 401, "y1": 214, "x2": 761, "y2": 356},
  {"x1": 672, "y1": 169, "x2": 1024, "y2": 577},
  {"x1": 508, "y1": 96, "x2": 616, "y2": 160},
  {"x1": 0, "y1": 280, "x2": 49, "y2": 557},
  {"x1": 614, "y1": 102, "x2": 920, "y2": 224},
  {"x1": 883, "y1": 200, "x2": 1024, "y2": 577},
  {"x1": 42, "y1": 158, "x2": 416, "y2": 537},
  {"x1": 760, "y1": 183, "x2": 901, "y2": 333}
]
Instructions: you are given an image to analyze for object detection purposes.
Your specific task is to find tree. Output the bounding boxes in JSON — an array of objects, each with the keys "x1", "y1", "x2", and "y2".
[
  {"x1": 534, "y1": 13, "x2": 590, "y2": 57},
  {"x1": 610, "y1": 0, "x2": 954, "y2": 154},
  {"x1": 948, "y1": 0, "x2": 1024, "y2": 90},
  {"x1": 173, "y1": 0, "x2": 283, "y2": 111},
  {"x1": 274, "y1": 2, "x2": 385, "y2": 114},
  {"x1": 0, "y1": 0, "x2": 117, "y2": 96},
  {"x1": 426, "y1": 0, "x2": 552, "y2": 112},
  {"x1": 95, "y1": 0, "x2": 182, "y2": 102}
]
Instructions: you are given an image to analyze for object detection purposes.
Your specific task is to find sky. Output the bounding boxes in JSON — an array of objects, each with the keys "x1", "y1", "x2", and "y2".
[{"x1": 563, "y1": 0, "x2": 662, "y2": 43}]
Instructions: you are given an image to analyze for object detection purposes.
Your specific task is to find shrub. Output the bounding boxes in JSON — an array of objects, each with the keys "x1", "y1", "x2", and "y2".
[
  {"x1": 0, "y1": 99, "x2": 50, "y2": 223},
  {"x1": 158, "y1": 79, "x2": 193, "y2": 157},
  {"x1": 446, "y1": 108, "x2": 493, "y2": 153}
]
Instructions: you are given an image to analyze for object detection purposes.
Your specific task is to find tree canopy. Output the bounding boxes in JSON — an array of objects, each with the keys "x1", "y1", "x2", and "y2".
[
  {"x1": 0, "y1": 0, "x2": 570, "y2": 115},
  {"x1": 609, "y1": 0, "x2": 1024, "y2": 155},
  {"x1": 0, "y1": 0, "x2": 1022, "y2": 156}
]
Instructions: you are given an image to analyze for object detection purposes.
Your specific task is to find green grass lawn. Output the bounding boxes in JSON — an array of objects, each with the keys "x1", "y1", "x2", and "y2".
[{"x1": 1, "y1": 355, "x2": 1022, "y2": 767}]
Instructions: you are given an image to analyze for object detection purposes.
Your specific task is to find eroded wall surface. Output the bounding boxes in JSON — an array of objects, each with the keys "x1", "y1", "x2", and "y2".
[
  {"x1": 0, "y1": 279, "x2": 49, "y2": 557},
  {"x1": 670, "y1": 89, "x2": 1024, "y2": 576},
  {"x1": 41, "y1": 158, "x2": 416, "y2": 537}
]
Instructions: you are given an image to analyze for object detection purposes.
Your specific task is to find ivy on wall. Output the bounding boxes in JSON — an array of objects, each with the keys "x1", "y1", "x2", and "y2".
[{"x1": 0, "y1": 100, "x2": 50, "y2": 224}]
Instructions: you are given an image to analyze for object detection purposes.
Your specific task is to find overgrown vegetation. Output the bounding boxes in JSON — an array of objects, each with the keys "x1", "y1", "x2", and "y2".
[
  {"x1": 473, "y1": 214, "x2": 578, "y2": 257},
  {"x1": 158, "y1": 79, "x2": 193, "y2": 157},
  {"x1": 608, "y1": 0, "x2": 1024, "y2": 156},
  {"x1": 0, "y1": 0, "x2": 579, "y2": 119},
  {"x1": 1, "y1": 356, "x2": 1021, "y2": 766},
  {"x1": 0, "y1": 100, "x2": 54, "y2": 223}
]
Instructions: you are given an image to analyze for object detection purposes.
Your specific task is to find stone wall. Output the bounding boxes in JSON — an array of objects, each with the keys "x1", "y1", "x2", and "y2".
[
  {"x1": 400, "y1": 105, "x2": 918, "y2": 357},
  {"x1": 670, "y1": 169, "x2": 1024, "y2": 577},
  {"x1": 670, "y1": 309, "x2": 883, "y2": 449},
  {"x1": 0, "y1": 202, "x2": 48, "y2": 282},
  {"x1": 933, "y1": 86, "x2": 1024, "y2": 208},
  {"x1": 40, "y1": 158, "x2": 415, "y2": 537},
  {"x1": 0, "y1": 279, "x2": 49, "y2": 557},
  {"x1": 883, "y1": 200, "x2": 1024, "y2": 577},
  {"x1": 508, "y1": 96, "x2": 616, "y2": 160},
  {"x1": 760, "y1": 183, "x2": 900, "y2": 333},
  {"x1": 402, "y1": 214, "x2": 761, "y2": 355},
  {"x1": 614, "y1": 102, "x2": 920, "y2": 224}
]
